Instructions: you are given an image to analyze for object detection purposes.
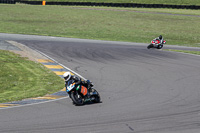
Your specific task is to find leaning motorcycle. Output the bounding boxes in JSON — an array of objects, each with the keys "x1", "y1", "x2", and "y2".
[
  {"x1": 66, "y1": 80, "x2": 101, "y2": 106},
  {"x1": 147, "y1": 39, "x2": 166, "y2": 49}
]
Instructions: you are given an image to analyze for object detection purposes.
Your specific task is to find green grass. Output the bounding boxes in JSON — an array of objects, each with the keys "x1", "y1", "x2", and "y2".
[
  {"x1": 25, "y1": 0, "x2": 200, "y2": 6},
  {"x1": 0, "y1": 4, "x2": 200, "y2": 47},
  {"x1": 164, "y1": 49, "x2": 200, "y2": 55},
  {"x1": 0, "y1": 4, "x2": 199, "y2": 103},
  {"x1": 0, "y1": 50, "x2": 64, "y2": 103}
]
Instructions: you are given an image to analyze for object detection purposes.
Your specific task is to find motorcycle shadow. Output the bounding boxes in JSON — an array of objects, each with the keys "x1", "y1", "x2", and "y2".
[{"x1": 72, "y1": 100, "x2": 102, "y2": 106}]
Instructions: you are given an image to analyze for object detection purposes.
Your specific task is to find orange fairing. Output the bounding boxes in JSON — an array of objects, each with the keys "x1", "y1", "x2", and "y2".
[{"x1": 81, "y1": 86, "x2": 88, "y2": 96}]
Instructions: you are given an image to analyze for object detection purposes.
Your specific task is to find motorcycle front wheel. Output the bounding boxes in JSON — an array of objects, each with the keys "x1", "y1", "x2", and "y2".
[
  {"x1": 147, "y1": 44, "x2": 153, "y2": 49},
  {"x1": 91, "y1": 88, "x2": 101, "y2": 103},
  {"x1": 70, "y1": 91, "x2": 84, "y2": 106}
]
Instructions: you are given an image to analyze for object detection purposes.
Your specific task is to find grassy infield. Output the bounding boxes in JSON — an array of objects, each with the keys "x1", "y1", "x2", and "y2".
[
  {"x1": 0, "y1": 1, "x2": 200, "y2": 103},
  {"x1": 1, "y1": 5, "x2": 200, "y2": 46},
  {"x1": 0, "y1": 50, "x2": 64, "y2": 103},
  {"x1": 26, "y1": 0, "x2": 200, "y2": 5}
]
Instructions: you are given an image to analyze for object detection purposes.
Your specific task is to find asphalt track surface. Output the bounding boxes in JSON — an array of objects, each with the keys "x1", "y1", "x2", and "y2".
[{"x1": 0, "y1": 33, "x2": 200, "y2": 133}]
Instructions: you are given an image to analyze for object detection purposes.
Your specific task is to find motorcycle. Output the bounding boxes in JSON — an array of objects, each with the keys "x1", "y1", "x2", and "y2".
[
  {"x1": 66, "y1": 80, "x2": 101, "y2": 106},
  {"x1": 147, "y1": 39, "x2": 166, "y2": 49}
]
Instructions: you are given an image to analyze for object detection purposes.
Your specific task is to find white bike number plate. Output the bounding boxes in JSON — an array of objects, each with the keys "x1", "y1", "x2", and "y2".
[{"x1": 67, "y1": 84, "x2": 75, "y2": 91}]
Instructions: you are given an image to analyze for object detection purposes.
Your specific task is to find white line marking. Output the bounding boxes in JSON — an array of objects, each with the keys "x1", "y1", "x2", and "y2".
[
  {"x1": 0, "y1": 97, "x2": 68, "y2": 110},
  {"x1": 34, "y1": 49, "x2": 87, "y2": 81}
]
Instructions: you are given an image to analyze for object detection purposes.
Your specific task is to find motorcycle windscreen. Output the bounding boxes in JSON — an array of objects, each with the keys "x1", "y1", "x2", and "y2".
[{"x1": 81, "y1": 86, "x2": 88, "y2": 96}]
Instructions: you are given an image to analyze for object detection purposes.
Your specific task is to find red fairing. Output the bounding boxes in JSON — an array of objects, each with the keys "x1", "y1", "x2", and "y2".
[
  {"x1": 151, "y1": 40, "x2": 154, "y2": 44},
  {"x1": 156, "y1": 40, "x2": 160, "y2": 44},
  {"x1": 164, "y1": 40, "x2": 166, "y2": 43}
]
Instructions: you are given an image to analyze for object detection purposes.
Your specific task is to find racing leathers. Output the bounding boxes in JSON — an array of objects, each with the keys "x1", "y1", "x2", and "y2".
[
  {"x1": 155, "y1": 35, "x2": 165, "y2": 45},
  {"x1": 65, "y1": 75, "x2": 80, "y2": 92},
  {"x1": 65, "y1": 76, "x2": 92, "y2": 96}
]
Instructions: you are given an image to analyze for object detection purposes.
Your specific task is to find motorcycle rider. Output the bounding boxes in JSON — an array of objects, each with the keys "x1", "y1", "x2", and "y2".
[
  {"x1": 155, "y1": 35, "x2": 164, "y2": 44},
  {"x1": 63, "y1": 72, "x2": 92, "y2": 95},
  {"x1": 147, "y1": 35, "x2": 166, "y2": 49}
]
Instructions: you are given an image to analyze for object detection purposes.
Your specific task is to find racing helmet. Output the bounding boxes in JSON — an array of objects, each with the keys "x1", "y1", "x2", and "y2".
[
  {"x1": 159, "y1": 35, "x2": 162, "y2": 40},
  {"x1": 63, "y1": 72, "x2": 71, "y2": 81}
]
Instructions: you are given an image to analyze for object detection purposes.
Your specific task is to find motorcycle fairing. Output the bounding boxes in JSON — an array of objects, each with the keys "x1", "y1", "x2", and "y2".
[
  {"x1": 67, "y1": 82, "x2": 75, "y2": 92},
  {"x1": 156, "y1": 40, "x2": 160, "y2": 44},
  {"x1": 81, "y1": 86, "x2": 88, "y2": 96},
  {"x1": 152, "y1": 39, "x2": 161, "y2": 45}
]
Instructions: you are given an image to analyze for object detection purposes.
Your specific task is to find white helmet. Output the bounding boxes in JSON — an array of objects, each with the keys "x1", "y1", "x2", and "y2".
[{"x1": 63, "y1": 72, "x2": 71, "y2": 81}]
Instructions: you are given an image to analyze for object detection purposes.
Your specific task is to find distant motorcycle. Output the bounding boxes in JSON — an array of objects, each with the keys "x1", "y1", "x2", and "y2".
[
  {"x1": 67, "y1": 80, "x2": 101, "y2": 106},
  {"x1": 147, "y1": 39, "x2": 166, "y2": 49}
]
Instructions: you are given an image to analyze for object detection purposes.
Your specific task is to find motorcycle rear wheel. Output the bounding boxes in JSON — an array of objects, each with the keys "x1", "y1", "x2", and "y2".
[
  {"x1": 157, "y1": 45, "x2": 163, "y2": 49},
  {"x1": 70, "y1": 91, "x2": 84, "y2": 106}
]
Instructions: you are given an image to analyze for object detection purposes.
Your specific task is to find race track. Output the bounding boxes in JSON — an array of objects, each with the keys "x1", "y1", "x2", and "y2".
[{"x1": 0, "y1": 33, "x2": 200, "y2": 133}]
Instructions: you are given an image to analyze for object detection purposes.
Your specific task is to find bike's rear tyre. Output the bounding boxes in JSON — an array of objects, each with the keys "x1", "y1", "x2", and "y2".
[
  {"x1": 157, "y1": 45, "x2": 163, "y2": 49},
  {"x1": 70, "y1": 91, "x2": 84, "y2": 106},
  {"x1": 91, "y1": 89, "x2": 101, "y2": 103}
]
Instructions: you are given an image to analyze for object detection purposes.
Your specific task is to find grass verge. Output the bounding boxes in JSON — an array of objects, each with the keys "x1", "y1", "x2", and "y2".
[
  {"x1": 0, "y1": 50, "x2": 64, "y2": 103},
  {"x1": 25, "y1": 0, "x2": 200, "y2": 6},
  {"x1": 164, "y1": 49, "x2": 200, "y2": 55},
  {"x1": 0, "y1": 5, "x2": 200, "y2": 47}
]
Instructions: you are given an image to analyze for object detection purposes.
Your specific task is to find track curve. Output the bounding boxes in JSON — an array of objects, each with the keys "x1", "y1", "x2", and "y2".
[{"x1": 0, "y1": 34, "x2": 200, "y2": 133}]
